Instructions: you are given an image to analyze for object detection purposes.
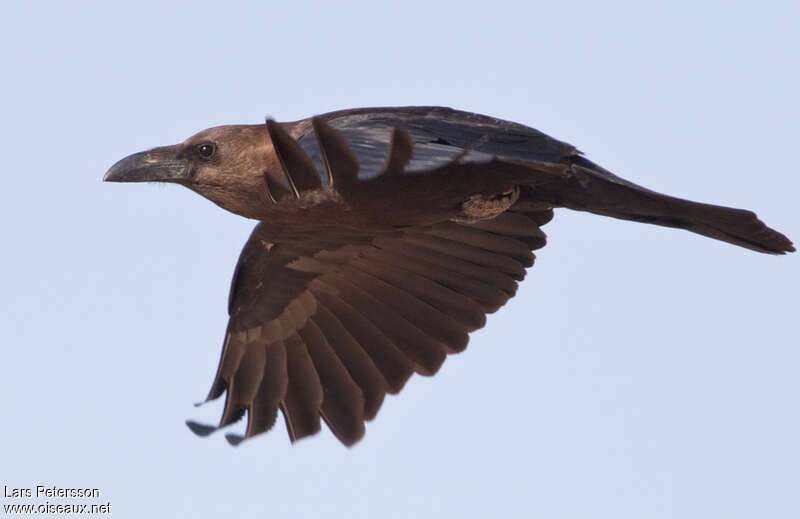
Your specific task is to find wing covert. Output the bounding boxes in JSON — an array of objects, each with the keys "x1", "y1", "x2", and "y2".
[{"x1": 293, "y1": 106, "x2": 578, "y2": 182}]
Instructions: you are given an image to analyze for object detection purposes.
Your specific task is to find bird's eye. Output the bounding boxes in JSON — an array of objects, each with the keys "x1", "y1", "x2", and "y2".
[{"x1": 197, "y1": 143, "x2": 216, "y2": 159}]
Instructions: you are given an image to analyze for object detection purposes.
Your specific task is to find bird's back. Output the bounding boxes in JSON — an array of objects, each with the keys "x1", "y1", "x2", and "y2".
[{"x1": 291, "y1": 106, "x2": 578, "y2": 182}]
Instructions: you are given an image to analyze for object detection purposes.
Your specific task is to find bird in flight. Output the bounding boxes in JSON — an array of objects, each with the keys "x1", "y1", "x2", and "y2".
[{"x1": 104, "y1": 106, "x2": 793, "y2": 446}]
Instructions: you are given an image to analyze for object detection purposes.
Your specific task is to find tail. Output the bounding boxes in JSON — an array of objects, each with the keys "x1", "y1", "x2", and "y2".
[{"x1": 528, "y1": 156, "x2": 794, "y2": 254}]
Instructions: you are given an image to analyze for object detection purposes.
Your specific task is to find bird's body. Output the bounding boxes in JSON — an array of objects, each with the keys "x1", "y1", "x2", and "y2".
[{"x1": 105, "y1": 106, "x2": 793, "y2": 446}]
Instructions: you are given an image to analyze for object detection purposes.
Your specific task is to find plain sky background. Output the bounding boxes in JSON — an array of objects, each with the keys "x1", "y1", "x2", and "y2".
[{"x1": 2, "y1": 1, "x2": 798, "y2": 518}]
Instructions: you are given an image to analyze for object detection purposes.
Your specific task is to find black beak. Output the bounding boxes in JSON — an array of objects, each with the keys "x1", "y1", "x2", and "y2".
[{"x1": 104, "y1": 144, "x2": 190, "y2": 183}]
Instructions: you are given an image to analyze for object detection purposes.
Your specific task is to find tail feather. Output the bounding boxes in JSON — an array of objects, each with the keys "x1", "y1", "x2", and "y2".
[
  {"x1": 529, "y1": 157, "x2": 794, "y2": 254},
  {"x1": 615, "y1": 198, "x2": 794, "y2": 254}
]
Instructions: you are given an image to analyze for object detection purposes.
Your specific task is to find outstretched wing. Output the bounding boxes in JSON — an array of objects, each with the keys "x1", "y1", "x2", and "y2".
[{"x1": 188, "y1": 207, "x2": 553, "y2": 446}]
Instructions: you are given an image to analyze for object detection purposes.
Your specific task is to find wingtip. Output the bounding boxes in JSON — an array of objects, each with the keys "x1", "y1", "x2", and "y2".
[
  {"x1": 378, "y1": 126, "x2": 414, "y2": 176},
  {"x1": 186, "y1": 420, "x2": 218, "y2": 437},
  {"x1": 310, "y1": 115, "x2": 359, "y2": 186},
  {"x1": 225, "y1": 433, "x2": 246, "y2": 446}
]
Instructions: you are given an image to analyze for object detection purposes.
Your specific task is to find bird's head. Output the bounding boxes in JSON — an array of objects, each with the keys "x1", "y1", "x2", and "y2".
[{"x1": 104, "y1": 124, "x2": 278, "y2": 219}]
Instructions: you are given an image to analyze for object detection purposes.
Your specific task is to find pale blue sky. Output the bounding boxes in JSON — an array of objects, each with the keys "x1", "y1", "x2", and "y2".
[{"x1": 2, "y1": 1, "x2": 798, "y2": 518}]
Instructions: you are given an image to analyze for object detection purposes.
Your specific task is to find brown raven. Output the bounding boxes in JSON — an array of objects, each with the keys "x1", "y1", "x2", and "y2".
[{"x1": 104, "y1": 106, "x2": 793, "y2": 446}]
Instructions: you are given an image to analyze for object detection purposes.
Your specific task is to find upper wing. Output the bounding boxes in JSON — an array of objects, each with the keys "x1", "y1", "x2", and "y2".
[
  {"x1": 292, "y1": 106, "x2": 660, "y2": 198},
  {"x1": 188, "y1": 207, "x2": 553, "y2": 446},
  {"x1": 292, "y1": 106, "x2": 579, "y2": 182}
]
